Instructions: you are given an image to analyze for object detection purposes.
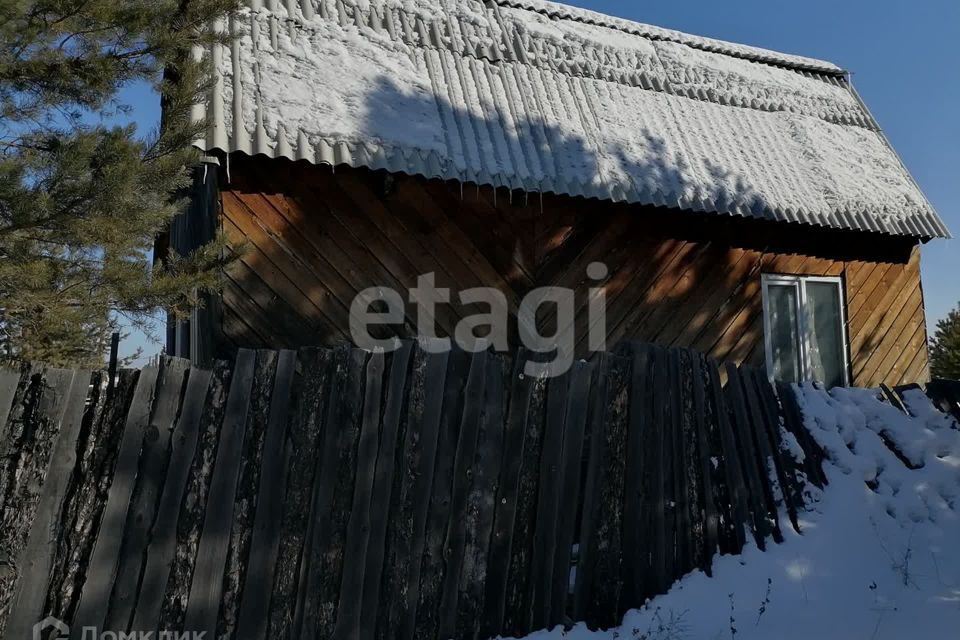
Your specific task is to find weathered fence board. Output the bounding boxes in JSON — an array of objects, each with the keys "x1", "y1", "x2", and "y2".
[
  {"x1": 359, "y1": 342, "x2": 413, "y2": 640},
  {"x1": 333, "y1": 350, "x2": 385, "y2": 640},
  {"x1": 132, "y1": 366, "x2": 214, "y2": 634},
  {"x1": 414, "y1": 347, "x2": 470, "y2": 640},
  {"x1": 0, "y1": 366, "x2": 24, "y2": 448},
  {"x1": 482, "y1": 351, "x2": 535, "y2": 638},
  {"x1": 574, "y1": 354, "x2": 628, "y2": 629},
  {"x1": 5, "y1": 369, "x2": 91, "y2": 640},
  {"x1": 456, "y1": 352, "x2": 506, "y2": 639},
  {"x1": 387, "y1": 342, "x2": 449, "y2": 640},
  {"x1": 182, "y1": 349, "x2": 256, "y2": 639},
  {"x1": 690, "y1": 351, "x2": 719, "y2": 574},
  {"x1": 107, "y1": 359, "x2": 189, "y2": 631},
  {"x1": 270, "y1": 349, "x2": 332, "y2": 640},
  {"x1": 501, "y1": 364, "x2": 547, "y2": 637},
  {"x1": 0, "y1": 340, "x2": 900, "y2": 640},
  {"x1": 550, "y1": 359, "x2": 593, "y2": 624},
  {"x1": 72, "y1": 365, "x2": 158, "y2": 637},
  {"x1": 722, "y1": 361, "x2": 771, "y2": 549},
  {"x1": 528, "y1": 369, "x2": 570, "y2": 631},
  {"x1": 437, "y1": 349, "x2": 488, "y2": 639},
  {"x1": 234, "y1": 350, "x2": 296, "y2": 640},
  {"x1": 924, "y1": 379, "x2": 960, "y2": 423},
  {"x1": 295, "y1": 347, "x2": 367, "y2": 640}
]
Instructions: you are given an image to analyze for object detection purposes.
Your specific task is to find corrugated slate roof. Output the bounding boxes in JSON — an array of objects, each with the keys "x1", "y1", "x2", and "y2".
[{"x1": 195, "y1": 0, "x2": 950, "y2": 239}]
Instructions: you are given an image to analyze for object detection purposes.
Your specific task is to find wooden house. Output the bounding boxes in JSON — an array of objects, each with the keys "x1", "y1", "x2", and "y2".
[{"x1": 166, "y1": 0, "x2": 950, "y2": 388}]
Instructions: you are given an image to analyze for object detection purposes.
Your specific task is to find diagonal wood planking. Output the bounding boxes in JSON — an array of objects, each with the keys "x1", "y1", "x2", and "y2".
[{"x1": 219, "y1": 157, "x2": 928, "y2": 387}]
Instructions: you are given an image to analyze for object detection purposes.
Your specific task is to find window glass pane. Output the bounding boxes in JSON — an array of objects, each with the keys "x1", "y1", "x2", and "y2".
[
  {"x1": 806, "y1": 281, "x2": 845, "y2": 387},
  {"x1": 767, "y1": 283, "x2": 801, "y2": 383}
]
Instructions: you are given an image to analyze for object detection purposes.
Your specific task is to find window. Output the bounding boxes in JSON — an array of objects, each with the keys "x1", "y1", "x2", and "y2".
[{"x1": 761, "y1": 274, "x2": 849, "y2": 387}]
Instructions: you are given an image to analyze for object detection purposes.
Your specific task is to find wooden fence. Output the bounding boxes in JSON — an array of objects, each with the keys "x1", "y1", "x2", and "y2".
[{"x1": 1, "y1": 342, "x2": 837, "y2": 640}]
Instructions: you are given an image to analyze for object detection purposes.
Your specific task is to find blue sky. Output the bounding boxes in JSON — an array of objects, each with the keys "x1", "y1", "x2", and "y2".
[{"x1": 119, "y1": 0, "x2": 958, "y2": 361}]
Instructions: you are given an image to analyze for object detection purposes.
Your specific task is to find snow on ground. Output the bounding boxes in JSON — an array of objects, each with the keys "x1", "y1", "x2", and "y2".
[{"x1": 503, "y1": 385, "x2": 960, "y2": 640}]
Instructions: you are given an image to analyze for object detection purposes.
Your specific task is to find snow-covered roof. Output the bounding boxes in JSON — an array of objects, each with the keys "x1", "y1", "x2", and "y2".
[{"x1": 195, "y1": 0, "x2": 950, "y2": 239}]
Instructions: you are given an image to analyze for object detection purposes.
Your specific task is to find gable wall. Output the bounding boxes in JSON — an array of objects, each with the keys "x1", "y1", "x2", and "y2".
[{"x1": 214, "y1": 154, "x2": 929, "y2": 387}]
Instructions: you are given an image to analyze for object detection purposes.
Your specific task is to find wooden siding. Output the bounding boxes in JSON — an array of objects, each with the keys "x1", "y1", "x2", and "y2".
[{"x1": 215, "y1": 154, "x2": 929, "y2": 387}]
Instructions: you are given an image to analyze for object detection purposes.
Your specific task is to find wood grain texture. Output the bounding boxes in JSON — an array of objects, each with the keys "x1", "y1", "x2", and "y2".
[
  {"x1": 133, "y1": 366, "x2": 213, "y2": 634},
  {"x1": 72, "y1": 365, "x2": 159, "y2": 638},
  {"x1": 183, "y1": 349, "x2": 257, "y2": 639},
  {"x1": 219, "y1": 157, "x2": 929, "y2": 387},
  {"x1": 5, "y1": 369, "x2": 91, "y2": 639},
  {"x1": 107, "y1": 358, "x2": 189, "y2": 631},
  {"x1": 235, "y1": 350, "x2": 297, "y2": 640}
]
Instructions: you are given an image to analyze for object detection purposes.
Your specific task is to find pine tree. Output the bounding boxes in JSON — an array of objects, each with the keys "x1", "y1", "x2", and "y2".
[
  {"x1": 0, "y1": 0, "x2": 238, "y2": 366},
  {"x1": 929, "y1": 305, "x2": 960, "y2": 381}
]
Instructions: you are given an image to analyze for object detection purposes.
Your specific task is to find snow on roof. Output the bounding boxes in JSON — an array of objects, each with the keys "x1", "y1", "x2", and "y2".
[{"x1": 195, "y1": 0, "x2": 950, "y2": 239}]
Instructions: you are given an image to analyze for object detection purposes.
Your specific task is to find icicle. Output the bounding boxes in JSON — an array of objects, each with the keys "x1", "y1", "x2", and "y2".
[
  {"x1": 539, "y1": 191, "x2": 543, "y2": 216},
  {"x1": 203, "y1": 163, "x2": 208, "y2": 184},
  {"x1": 459, "y1": 182, "x2": 463, "y2": 200},
  {"x1": 226, "y1": 153, "x2": 232, "y2": 184}
]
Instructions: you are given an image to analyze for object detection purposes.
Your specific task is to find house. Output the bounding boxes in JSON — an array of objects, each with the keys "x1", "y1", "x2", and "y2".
[{"x1": 166, "y1": 0, "x2": 949, "y2": 388}]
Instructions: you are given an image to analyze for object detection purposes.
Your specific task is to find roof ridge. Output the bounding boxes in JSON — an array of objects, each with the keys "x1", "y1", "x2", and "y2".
[{"x1": 489, "y1": 0, "x2": 846, "y2": 76}]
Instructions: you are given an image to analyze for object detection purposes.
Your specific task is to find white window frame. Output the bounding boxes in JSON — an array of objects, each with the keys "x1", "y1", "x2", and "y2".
[{"x1": 761, "y1": 274, "x2": 850, "y2": 386}]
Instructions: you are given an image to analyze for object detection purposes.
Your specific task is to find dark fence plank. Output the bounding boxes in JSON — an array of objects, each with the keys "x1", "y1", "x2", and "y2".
[
  {"x1": 0, "y1": 364, "x2": 43, "y2": 480},
  {"x1": 707, "y1": 360, "x2": 748, "y2": 553},
  {"x1": 295, "y1": 347, "x2": 367, "y2": 640},
  {"x1": 879, "y1": 383, "x2": 910, "y2": 415},
  {"x1": 736, "y1": 365, "x2": 784, "y2": 544},
  {"x1": 182, "y1": 349, "x2": 257, "y2": 639},
  {"x1": 107, "y1": 358, "x2": 190, "y2": 631},
  {"x1": 359, "y1": 342, "x2": 413, "y2": 640},
  {"x1": 925, "y1": 379, "x2": 960, "y2": 423},
  {"x1": 750, "y1": 369, "x2": 803, "y2": 532},
  {"x1": 549, "y1": 359, "x2": 593, "y2": 626},
  {"x1": 621, "y1": 344, "x2": 654, "y2": 605},
  {"x1": 456, "y1": 351, "x2": 508, "y2": 639},
  {"x1": 678, "y1": 350, "x2": 704, "y2": 574},
  {"x1": 269, "y1": 349, "x2": 333, "y2": 640},
  {"x1": 776, "y1": 382, "x2": 828, "y2": 489},
  {"x1": 648, "y1": 346, "x2": 672, "y2": 597},
  {"x1": 219, "y1": 350, "x2": 280, "y2": 640},
  {"x1": 132, "y1": 365, "x2": 215, "y2": 634},
  {"x1": 386, "y1": 342, "x2": 450, "y2": 640},
  {"x1": 0, "y1": 365, "x2": 25, "y2": 447},
  {"x1": 234, "y1": 349, "x2": 296, "y2": 640},
  {"x1": 575, "y1": 355, "x2": 628, "y2": 630},
  {"x1": 689, "y1": 352, "x2": 718, "y2": 573},
  {"x1": 5, "y1": 369, "x2": 91, "y2": 639},
  {"x1": 482, "y1": 350, "x2": 534, "y2": 638},
  {"x1": 333, "y1": 350, "x2": 386, "y2": 640},
  {"x1": 502, "y1": 366, "x2": 549, "y2": 637},
  {"x1": 722, "y1": 362, "x2": 769, "y2": 549},
  {"x1": 72, "y1": 364, "x2": 159, "y2": 637},
  {"x1": 413, "y1": 347, "x2": 471, "y2": 640},
  {"x1": 669, "y1": 349, "x2": 693, "y2": 575},
  {"x1": 527, "y1": 369, "x2": 570, "y2": 632},
  {"x1": 437, "y1": 348, "x2": 489, "y2": 639}
]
